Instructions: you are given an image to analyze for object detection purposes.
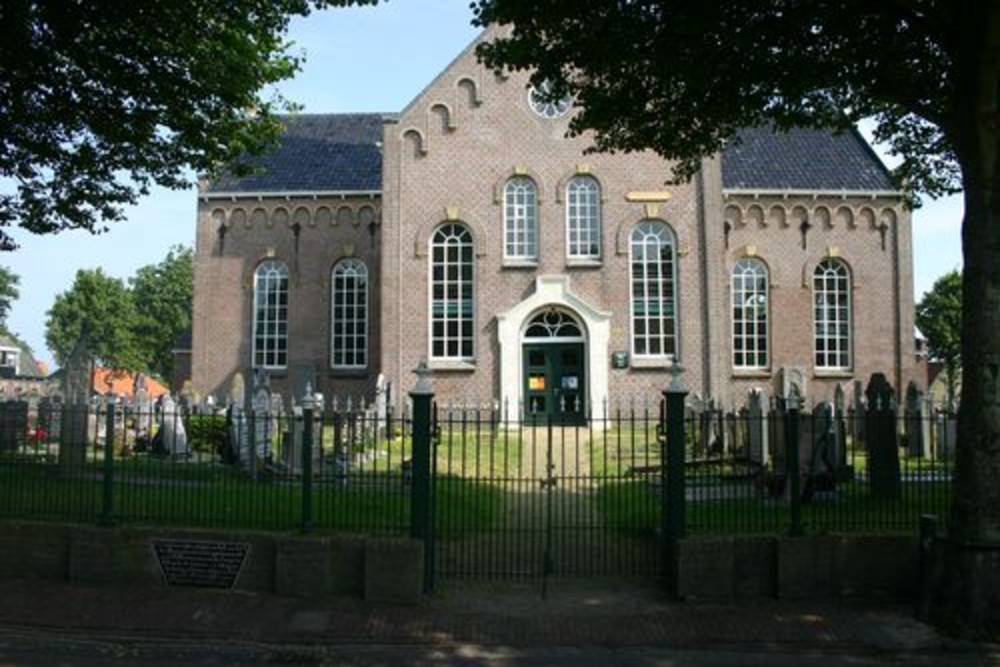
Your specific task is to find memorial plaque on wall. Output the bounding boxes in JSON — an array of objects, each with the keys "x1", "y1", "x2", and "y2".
[{"x1": 152, "y1": 539, "x2": 250, "y2": 589}]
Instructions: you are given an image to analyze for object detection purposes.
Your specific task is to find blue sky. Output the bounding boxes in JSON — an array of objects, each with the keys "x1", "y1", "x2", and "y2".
[{"x1": 3, "y1": 1, "x2": 963, "y2": 370}]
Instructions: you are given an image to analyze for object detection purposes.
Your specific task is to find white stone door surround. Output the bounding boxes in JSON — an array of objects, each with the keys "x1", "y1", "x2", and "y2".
[{"x1": 496, "y1": 275, "x2": 611, "y2": 421}]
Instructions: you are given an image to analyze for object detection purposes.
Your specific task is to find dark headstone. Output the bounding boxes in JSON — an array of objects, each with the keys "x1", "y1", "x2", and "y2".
[
  {"x1": 865, "y1": 373, "x2": 900, "y2": 499},
  {"x1": 0, "y1": 401, "x2": 28, "y2": 451}
]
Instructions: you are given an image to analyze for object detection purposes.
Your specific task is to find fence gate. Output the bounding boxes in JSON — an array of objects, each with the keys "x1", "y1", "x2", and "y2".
[{"x1": 429, "y1": 408, "x2": 665, "y2": 587}]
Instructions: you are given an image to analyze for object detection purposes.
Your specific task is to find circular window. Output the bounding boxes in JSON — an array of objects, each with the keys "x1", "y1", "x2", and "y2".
[{"x1": 528, "y1": 80, "x2": 572, "y2": 119}]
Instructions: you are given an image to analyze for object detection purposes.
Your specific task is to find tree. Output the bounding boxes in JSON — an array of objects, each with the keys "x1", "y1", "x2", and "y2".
[
  {"x1": 917, "y1": 271, "x2": 963, "y2": 404},
  {"x1": 0, "y1": 0, "x2": 376, "y2": 250},
  {"x1": 0, "y1": 267, "x2": 20, "y2": 331},
  {"x1": 45, "y1": 269, "x2": 138, "y2": 370},
  {"x1": 130, "y1": 246, "x2": 194, "y2": 380},
  {"x1": 471, "y1": 0, "x2": 999, "y2": 634}
]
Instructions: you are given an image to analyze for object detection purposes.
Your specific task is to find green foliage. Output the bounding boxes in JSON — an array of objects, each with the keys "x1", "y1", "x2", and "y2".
[
  {"x1": 44, "y1": 245, "x2": 194, "y2": 378},
  {"x1": 185, "y1": 414, "x2": 231, "y2": 457},
  {"x1": 472, "y1": 1, "x2": 964, "y2": 201},
  {"x1": 0, "y1": 267, "x2": 20, "y2": 330},
  {"x1": 917, "y1": 270, "x2": 962, "y2": 401},
  {"x1": 0, "y1": 0, "x2": 378, "y2": 250},
  {"x1": 45, "y1": 268, "x2": 138, "y2": 369},
  {"x1": 130, "y1": 246, "x2": 194, "y2": 379}
]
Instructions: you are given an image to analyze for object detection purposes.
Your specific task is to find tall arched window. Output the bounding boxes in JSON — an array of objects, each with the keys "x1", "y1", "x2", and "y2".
[
  {"x1": 331, "y1": 259, "x2": 368, "y2": 369},
  {"x1": 431, "y1": 223, "x2": 474, "y2": 360},
  {"x1": 252, "y1": 260, "x2": 289, "y2": 369},
  {"x1": 732, "y1": 258, "x2": 769, "y2": 369},
  {"x1": 630, "y1": 221, "x2": 678, "y2": 358},
  {"x1": 813, "y1": 258, "x2": 852, "y2": 369},
  {"x1": 503, "y1": 177, "x2": 538, "y2": 260},
  {"x1": 566, "y1": 176, "x2": 601, "y2": 260}
]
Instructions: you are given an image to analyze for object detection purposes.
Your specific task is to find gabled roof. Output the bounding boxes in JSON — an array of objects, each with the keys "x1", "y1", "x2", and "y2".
[
  {"x1": 92, "y1": 368, "x2": 169, "y2": 400},
  {"x1": 206, "y1": 114, "x2": 385, "y2": 195},
  {"x1": 721, "y1": 126, "x2": 897, "y2": 192}
]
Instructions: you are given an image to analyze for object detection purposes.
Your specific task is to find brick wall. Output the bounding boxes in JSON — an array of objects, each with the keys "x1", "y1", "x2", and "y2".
[{"x1": 191, "y1": 195, "x2": 383, "y2": 404}]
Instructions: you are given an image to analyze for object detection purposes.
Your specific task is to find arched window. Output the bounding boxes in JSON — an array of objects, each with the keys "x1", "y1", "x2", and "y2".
[
  {"x1": 732, "y1": 258, "x2": 769, "y2": 369},
  {"x1": 813, "y1": 258, "x2": 852, "y2": 369},
  {"x1": 252, "y1": 260, "x2": 289, "y2": 369},
  {"x1": 431, "y1": 223, "x2": 474, "y2": 360},
  {"x1": 503, "y1": 177, "x2": 538, "y2": 260},
  {"x1": 331, "y1": 259, "x2": 368, "y2": 369},
  {"x1": 630, "y1": 221, "x2": 678, "y2": 358},
  {"x1": 566, "y1": 176, "x2": 601, "y2": 260}
]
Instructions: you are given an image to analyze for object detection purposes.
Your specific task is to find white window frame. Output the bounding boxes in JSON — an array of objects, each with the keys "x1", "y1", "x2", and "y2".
[
  {"x1": 331, "y1": 258, "x2": 368, "y2": 370},
  {"x1": 252, "y1": 260, "x2": 289, "y2": 370},
  {"x1": 813, "y1": 258, "x2": 852, "y2": 370},
  {"x1": 565, "y1": 176, "x2": 601, "y2": 261},
  {"x1": 430, "y1": 223, "x2": 475, "y2": 361},
  {"x1": 629, "y1": 221, "x2": 678, "y2": 359},
  {"x1": 503, "y1": 177, "x2": 538, "y2": 261},
  {"x1": 731, "y1": 258, "x2": 769, "y2": 370}
]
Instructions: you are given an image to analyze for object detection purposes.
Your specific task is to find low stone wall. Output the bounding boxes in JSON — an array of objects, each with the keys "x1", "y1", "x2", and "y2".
[
  {"x1": 0, "y1": 521, "x2": 423, "y2": 605},
  {"x1": 677, "y1": 534, "x2": 919, "y2": 601}
]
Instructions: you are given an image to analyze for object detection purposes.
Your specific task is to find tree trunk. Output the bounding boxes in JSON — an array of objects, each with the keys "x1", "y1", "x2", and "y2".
[{"x1": 929, "y1": 0, "x2": 1000, "y2": 637}]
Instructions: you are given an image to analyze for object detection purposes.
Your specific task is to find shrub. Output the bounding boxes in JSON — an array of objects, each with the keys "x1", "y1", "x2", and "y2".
[{"x1": 186, "y1": 414, "x2": 231, "y2": 459}]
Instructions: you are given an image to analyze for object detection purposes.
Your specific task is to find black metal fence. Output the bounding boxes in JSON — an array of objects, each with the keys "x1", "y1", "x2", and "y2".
[{"x1": 0, "y1": 387, "x2": 955, "y2": 582}]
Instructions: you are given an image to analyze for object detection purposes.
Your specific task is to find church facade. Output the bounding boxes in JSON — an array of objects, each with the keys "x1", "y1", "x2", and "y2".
[{"x1": 191, "y1": 33, "x2": 918, "y2": 419}]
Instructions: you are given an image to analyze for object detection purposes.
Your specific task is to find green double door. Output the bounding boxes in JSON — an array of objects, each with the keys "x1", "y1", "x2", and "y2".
[{"x1": 523, "y1": 343, "x2": 586, "y2": 425}]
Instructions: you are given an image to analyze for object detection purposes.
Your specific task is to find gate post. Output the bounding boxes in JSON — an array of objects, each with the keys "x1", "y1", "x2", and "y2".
[
  {"x1": 409, "y1": 361, "x2": 435, "y2": 593},
  {"x1": 661, "y1": 367, "x2": 687, "y2": 597},
  {"x1": 785, "y1": 394, "x2": 803, "y2": 536},
  {"x1": 100, "y1": 397, "x2": 117, "y2": 526},
  {"x1": 301, "y1": 393, "x2": 316, "y2": 534}
]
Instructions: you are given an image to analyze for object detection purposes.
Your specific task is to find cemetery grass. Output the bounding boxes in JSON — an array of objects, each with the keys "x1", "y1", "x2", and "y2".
[
  {"x1": 0, "y1": 459, "x2": 506, "y2": 535},
  {"x1": 595, "y1": 478, "x2": 952, "y2": 537}
]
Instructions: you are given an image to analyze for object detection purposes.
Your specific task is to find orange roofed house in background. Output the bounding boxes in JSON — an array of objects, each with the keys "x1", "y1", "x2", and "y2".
[{"x1": 91, "y1": 368, "x2": 169, "y2": 402}]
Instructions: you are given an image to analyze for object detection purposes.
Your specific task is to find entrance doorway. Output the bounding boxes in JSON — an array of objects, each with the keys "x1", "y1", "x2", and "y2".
[{"x1": 522, "y1": 310, "x2": 586, "y2": 425}]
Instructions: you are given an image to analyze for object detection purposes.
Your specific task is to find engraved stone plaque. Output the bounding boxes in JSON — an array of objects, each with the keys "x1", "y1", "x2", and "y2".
[{"x1": 153, "y1": 539, "x2": 249, "y2": 589}]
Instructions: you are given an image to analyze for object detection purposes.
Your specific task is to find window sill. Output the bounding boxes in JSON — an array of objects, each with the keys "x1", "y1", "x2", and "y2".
[
  {"x1": 630, "y1": 356, "x2": 677, "y2": 370},
  {"x1": 329, "y1": 368, "x2": 370, "y2": 378},
  {"x1": 814, "y1": 369, "x2": 854, "y2": 379},
  {"x1": 566, "y1": 258, "x2": 602, "y2": 269},
  {"x1": 502, "y1": 259, "x2": 538, "y2": 269},
  {"x1": 428, "y1": 360, "x2": 476, "y2": 373},
  {"x1": 732, "y1": 369, "x2": 772, "y2": 379}
]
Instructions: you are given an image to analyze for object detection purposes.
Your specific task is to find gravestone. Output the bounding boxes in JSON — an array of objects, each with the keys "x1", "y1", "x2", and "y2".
[
  {"x1": 0, "y1": 401, "x2": 28, "y2": 451},
  {"x1": 38, "y1": 396, "x2": 62, "y2": 442},
  {"x1": 159, "y1": 395, "x2": 189, "y2": 457},
  {"x1": 59, "y1": 339, "x2": 93, "y2": 474},
  {"x1": 833, "y1": 384, "x2": 851, "y2": 478},
  {"x1": 284, "y1": 385, "x2": 323, "y2": 475},
  {"x1": 865, "y1": 373, "x2": 900, "y2": 499},
  {"x1": 229, "y1": 372, "x2": 246, "y2": 410},
  {"x1": 803, "y1": 402, "x2": 838, "y2": 500},
  {"x1": 374, "y1": 373, "x2": 389, "y2": 437},
  {"x1": 746, "y1": 389, "x2": 769, "y2": 466},
  {"x1": 936, "y1": 406, "x2": 957, "y2": 462},
  {"x1": 250, "y1": 384, "x2": 272, "y2": 462},
  {"x1": 904, "y1": 381, "x2": 925, "y2": 457},
  {"x1": 290, "y1": 363, "x2": 317, "y2": 407},
  {"x1": 779, "y1": 366, "x2": 807, "y2": 409}
]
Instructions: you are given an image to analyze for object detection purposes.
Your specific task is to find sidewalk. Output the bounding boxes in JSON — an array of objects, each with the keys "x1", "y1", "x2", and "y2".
[{"x1": 0, "y1": 577, "x2": 995, "y2": 664}]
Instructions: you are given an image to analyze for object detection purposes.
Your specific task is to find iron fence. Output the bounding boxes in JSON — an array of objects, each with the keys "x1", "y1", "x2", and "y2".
[{"x1": 0, "y1": 392, "x2": 955, "y2": 581}]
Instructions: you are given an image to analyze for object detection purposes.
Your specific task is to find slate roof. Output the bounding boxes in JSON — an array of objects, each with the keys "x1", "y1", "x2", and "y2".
[
  {"x1": 206, "y1": 114, "x2": 384, "y2": 194},
  {"x1": 207, "y1": 114, "x2": 895, "y2": 195},
  {"x1": 721, "y1": 126, "x2": 896, "y2": 192}
]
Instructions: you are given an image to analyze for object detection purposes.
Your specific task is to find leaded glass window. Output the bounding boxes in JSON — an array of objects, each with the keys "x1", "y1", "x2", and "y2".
[
  {"x1": 732, "y1": 258, "x2": 769, "y2": 369},
  {"x1": 566, "y1": 176, "x2": 601, "y2": 260},
  {"x1": 630, "y1": 221, "x2": 677, "y2": 358},
  {"x1": 331, "y1": 259, "x2": 368, "y2": 369},
  {"x1": 431, "y1": 224, "x2": 474, "y2": 360},
  {"x1": 252, "y1": 260, "x2": 289, "y2": 369},
  {"x1": 813, "y1": 258, "x2": 852, "y2": 369},
  {"x1": 504, "y1": 177, "x2": 538, "y2": 260}
]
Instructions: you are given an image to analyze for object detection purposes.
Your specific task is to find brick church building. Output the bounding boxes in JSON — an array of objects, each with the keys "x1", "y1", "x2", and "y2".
[{"x1": 191, "y1": 31, "x2": 918, "y2": 420}]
